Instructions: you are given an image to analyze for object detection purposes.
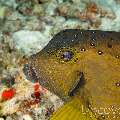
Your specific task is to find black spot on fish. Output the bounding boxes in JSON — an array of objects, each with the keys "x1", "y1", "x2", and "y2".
[
  {"x1": 90, "y1": 42, "x2": 96, "y2": 47},
  {"x1": 115, "y1": 82, "x2": 120, "y2": 87},
  {"x1": 74, "y1": 58, "x2": 79, "y2": 62},
  {"x1": 116, "y1": 55, "x2": 120, "y2": 59},
  {"x1": 98, "y1": 50, "x2": 103, "y2": 55},
  {"x1": 80, "y1": 47, "x2": 86, "y2": 52}
]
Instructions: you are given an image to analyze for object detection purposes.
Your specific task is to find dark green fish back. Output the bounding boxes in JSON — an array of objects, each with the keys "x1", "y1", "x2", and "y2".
[{"x1": 41, "y1": 29, "x2": 120, "y2": 56}]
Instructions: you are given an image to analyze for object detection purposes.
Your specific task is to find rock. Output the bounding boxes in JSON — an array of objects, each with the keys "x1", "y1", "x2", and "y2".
[
  {"x1": 45, "y1": 2, "x2": 58, "y2": 16},
  {"x1": 0, "y1": 118, "x2": 4, "y2": 120},
  {"x1": 0, "y1": 6, "x2": 8, "y2": 19},
  {"x1": 33, "y1": 4, "x2": 44, "y2": 16},
  {"x1": 20, "y1": 114, "x2": 33, "y2": 120},
  {"x1": 12, "y1": 30, "x2": 51, "y2": 56}
]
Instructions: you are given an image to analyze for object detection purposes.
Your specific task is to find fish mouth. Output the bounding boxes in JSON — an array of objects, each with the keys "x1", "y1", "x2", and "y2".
[
  {"x1": 68, "y1": 72, "x2": 85, "y2": 96},
  {"x1": 23, "y1": 64, "x2": 39, "y2": 83}
]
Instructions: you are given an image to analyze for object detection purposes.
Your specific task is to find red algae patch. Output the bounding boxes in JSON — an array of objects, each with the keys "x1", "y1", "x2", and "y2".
[{"x1": 1, "y1": 88, "x2": 15, "y2": 101}]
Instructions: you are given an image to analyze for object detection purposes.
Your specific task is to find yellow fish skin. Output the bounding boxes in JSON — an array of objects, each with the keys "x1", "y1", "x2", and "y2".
[{"x1": 23, "y1": 29, "x2": 120, "y2": 120}]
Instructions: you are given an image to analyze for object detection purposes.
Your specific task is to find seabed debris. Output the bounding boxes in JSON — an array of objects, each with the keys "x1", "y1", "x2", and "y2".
[{"x1": 0, "y1": 0, "x2": 120, "y2": 119}]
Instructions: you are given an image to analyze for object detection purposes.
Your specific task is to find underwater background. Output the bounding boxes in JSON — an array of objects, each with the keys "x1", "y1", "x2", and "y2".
[{"x1": 0, "y1": 0, "x2": 120, "y2": 120}]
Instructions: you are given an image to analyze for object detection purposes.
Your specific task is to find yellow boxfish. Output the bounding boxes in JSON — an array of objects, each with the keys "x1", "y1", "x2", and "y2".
[{"x1": 23, "y1": 29, "x2": 120, "y2": 120}]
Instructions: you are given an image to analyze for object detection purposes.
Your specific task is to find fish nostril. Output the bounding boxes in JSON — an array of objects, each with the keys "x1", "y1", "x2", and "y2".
[{"x1": 23, "y1": 64, "x2": 38, "y2": 83}]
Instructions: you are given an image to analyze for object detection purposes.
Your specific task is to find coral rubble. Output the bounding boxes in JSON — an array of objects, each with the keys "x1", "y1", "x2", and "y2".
[{"x1": 0, "y1": 0, "x2": 120, "y2": 120}]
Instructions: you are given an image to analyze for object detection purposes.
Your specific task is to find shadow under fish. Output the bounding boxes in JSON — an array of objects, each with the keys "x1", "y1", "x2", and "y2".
[{"x1": 23, "y1": 29, "x2": 120, "y2": 120}]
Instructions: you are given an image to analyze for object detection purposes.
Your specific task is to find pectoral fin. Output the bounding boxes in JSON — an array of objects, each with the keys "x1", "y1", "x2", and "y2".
[{"x1": 50, "y1": 98, "x2": 97, "y2": 120}]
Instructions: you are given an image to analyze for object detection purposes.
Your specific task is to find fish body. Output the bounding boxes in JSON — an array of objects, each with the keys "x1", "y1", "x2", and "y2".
[{"x1": 24, "y1": 29, "x2": 120, "y2": 120}]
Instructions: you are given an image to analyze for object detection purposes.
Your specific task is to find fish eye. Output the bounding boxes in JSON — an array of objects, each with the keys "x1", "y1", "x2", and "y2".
[{"x1": 60, "y1": 51, "x2": 74, "y2": 62}]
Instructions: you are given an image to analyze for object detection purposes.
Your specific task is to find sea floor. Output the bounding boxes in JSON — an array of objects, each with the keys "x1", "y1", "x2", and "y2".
[{"x1": 0, "y1": 0, "x2": 120, "y2": 120}]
